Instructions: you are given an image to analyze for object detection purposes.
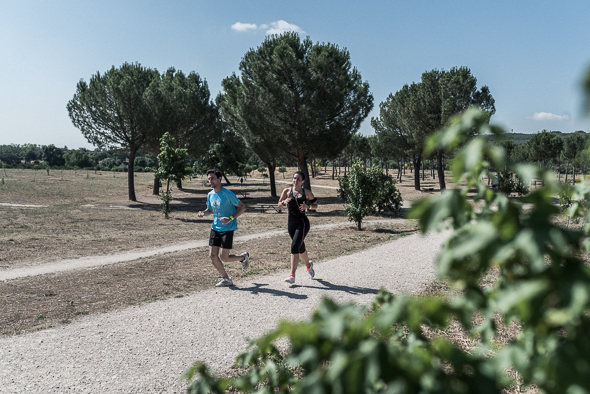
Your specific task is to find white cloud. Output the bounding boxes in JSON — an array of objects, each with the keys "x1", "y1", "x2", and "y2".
[
  {"x1": 528, "y1": 112, "x2": 571, "y2": 122},
  {"x1": 265, "y1": 20, "x2": 305, "y2": 35},
  {"x1": 231, "y1": 20, "x2": 304, "y2": 36},
  {"x1": 231, "y1": 22, "x2": 258, "y2": 32}
]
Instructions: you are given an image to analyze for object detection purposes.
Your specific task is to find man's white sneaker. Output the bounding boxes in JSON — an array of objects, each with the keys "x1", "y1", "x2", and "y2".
[
  {"x1": 285, "y1": 274, "x2": 295, "y2": 284},
  {"x1": 241, "y1": 252, "x2": 250, "y2": 271},
  {"x1": 215, "y1": 277, "x2": 233, "y2": 287},
  {"x1": 306, "y1": 261, "x2": 315, "y2": 278}
]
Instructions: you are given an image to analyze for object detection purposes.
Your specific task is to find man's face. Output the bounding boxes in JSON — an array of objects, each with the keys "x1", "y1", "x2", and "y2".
[{"x1": 208, "y1": 173, "x2": 220, "y2": 188}]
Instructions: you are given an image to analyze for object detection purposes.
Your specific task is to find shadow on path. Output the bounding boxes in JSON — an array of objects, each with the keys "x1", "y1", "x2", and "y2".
[
  {"x1": 230, "y1": 283, "x2": 308, "y2": 299},
  {"x1": 231, "y1": 278, "x2": 379, "y2": 299},
  {"x1": 298, "y1": 278, "x2": 380, "y2": 295}
]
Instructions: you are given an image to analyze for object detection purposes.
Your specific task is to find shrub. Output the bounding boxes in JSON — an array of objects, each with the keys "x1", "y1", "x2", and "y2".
[
  {"x1": 496, "y1": 166, "x2": 529, "y2": 196},
  {"x1": 98, "y1": 157, "x2": 116, "y2": 171},
  {"x1": 374, "y1": 171, "x2": 403, "y2": 214},
  {"x1": 338, "y1": 164, "x2": 403, "y2": 230},
  {"x1": 278, "y1": 166, "x2": 287, "y2": 178}
]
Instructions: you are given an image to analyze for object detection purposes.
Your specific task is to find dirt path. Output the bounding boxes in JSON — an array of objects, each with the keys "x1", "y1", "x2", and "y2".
[
  {"x1": 0, "y1": 229, "x2": 448, "y2": 393},
  {"x1": 0, "y1": 217, "x2": 409, "y2": 281}
]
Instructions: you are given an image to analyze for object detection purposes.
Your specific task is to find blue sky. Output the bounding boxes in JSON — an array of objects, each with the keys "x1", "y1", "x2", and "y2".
[{"x1": 1, "y1": 0, "x2": 590, "y2": 149}]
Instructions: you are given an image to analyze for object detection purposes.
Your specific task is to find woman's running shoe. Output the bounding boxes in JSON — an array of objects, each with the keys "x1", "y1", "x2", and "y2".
[
  {"x1": 306, "y1": 261, "x2": 315, "y2": 278},
  {"x1": 285, "y1": 274, "x2": 295, "y2": 284}
]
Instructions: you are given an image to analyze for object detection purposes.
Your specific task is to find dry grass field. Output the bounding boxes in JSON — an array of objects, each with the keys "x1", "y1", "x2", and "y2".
[{"x1": 0, "y1": 166, "x2": 448, "y2": 335}]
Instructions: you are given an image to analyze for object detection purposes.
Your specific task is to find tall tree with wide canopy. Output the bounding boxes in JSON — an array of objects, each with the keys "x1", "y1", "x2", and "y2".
[
  {"x1": 372, "y1": 83, "x2": 427, "y2": 190},
  {"x1": 562, "y1": 133, "x2": 587, "y2": 183},
  {"x1": 67, "y1": 62, "x2": 159, "y2": 201},
  {"x1": 146, "y1": 68, "x2": 218, "y2": 193},
  {"x1": 41, "y1": 144, "x2": 65, "y2": 166},
  {"x1": 219, "y1": 32, "x2": 373, "y2": 191},
  {"x1": 373, "y1": 67, "x2": 495, "y2": 190},
  {"x1": 416, "y1": 67, "x2": 495, "y2": 189},
  {"x1": 217, "y1": 75, "x2": 285, "y2": 197},
  {"x1": 527, "y1": 129, "x2": 563, "y2": 168},
  {"x1": 197, "y1": 126, "x2": 249, "y2": 184}
]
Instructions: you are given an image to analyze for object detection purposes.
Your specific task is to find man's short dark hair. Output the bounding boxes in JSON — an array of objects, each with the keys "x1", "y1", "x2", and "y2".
[{"x1": 207, "y1": 169, "x2": 222, "y2": 179}]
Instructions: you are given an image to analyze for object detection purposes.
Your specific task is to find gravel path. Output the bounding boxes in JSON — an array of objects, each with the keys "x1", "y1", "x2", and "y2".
[{"x1": 0, "y1": 229, "x2": 449, "y2": 393}]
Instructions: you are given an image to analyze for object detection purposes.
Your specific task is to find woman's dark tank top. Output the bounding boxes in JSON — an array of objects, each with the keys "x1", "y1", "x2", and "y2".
[{"x1": 287, "y1": 187, "x2": 308, "y2": 219}]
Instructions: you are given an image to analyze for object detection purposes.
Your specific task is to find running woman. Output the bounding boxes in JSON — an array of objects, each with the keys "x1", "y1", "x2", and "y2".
[
  {"x1": 198, "y1": 169, "x2": 250, "y2": 287},
  {"x1": 277, "y1": 171, "x2": 318, "y2": 284}
]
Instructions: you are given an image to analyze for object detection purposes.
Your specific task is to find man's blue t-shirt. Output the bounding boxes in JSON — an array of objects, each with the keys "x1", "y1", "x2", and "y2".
[{"x1": 206, "y1": 187, "x2": 240, "y2": 231}]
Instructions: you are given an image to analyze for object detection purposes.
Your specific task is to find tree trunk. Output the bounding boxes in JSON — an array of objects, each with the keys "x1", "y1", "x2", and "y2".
[
  {"x1": 176, "y1": 180, "x2": 182, "y2": 189},
  {"x1": 263, "y1": 159, "x2": 277, "y2": 197},
  {"x1": 565, "y1": 163, "x2": 569, "y2": 183},
  {"x1": 332, "y1": 160, "x2": 336, "y2": 180},
  {"x1": 164, "y1": 179, "x2": 170, "y2": 219},
  {"x1": 573, "y1": 164, "x2": 576, "y2": 184},
  {"x1": 413, "y1": 155, "x2": 421, "y2": 191},
  {"x1": 222, "y1": 171, "x2": 231, "y2": 185},
  {"x1": 153, "y1": 176, "x2": 160, "y2": 195},
  {"x1": 152, "y1": 156, "x2": 160, "y2": 195},
  {"x1": 421, "y1": 159, "x2": 425, "y2": 181},
  {"x1": 297, "y1": 149, "x2": 312, "y2": 192},
  {"x1": 436, "y1": 149, "x2": 446, "y2": 190},
  {"x1": 128, "y1": 148, "x2": 137, "y2": 201}
]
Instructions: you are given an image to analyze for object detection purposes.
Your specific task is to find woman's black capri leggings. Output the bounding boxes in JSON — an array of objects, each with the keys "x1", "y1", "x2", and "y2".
[{"x1": 288, "y1": 216, "x2": 310, "y2": 254}]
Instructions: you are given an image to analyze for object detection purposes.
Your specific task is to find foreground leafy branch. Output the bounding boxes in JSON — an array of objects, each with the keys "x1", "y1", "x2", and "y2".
[{"x1": 185, "y1": 108, "x2": 590, "y2": 393}]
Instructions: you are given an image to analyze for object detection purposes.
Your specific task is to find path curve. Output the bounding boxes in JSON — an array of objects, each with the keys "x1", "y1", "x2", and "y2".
[{"x1": 0, "y1": 229, "x2": 449, "y2": 393}]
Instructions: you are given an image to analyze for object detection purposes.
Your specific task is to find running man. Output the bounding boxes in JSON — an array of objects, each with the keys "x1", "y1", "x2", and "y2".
[
  {"x1": 198, "y1": 169, "x2": 250, "y2": 287},
  {"x1": 277, "y1": 171, "x2": 318, "y2": 284}
]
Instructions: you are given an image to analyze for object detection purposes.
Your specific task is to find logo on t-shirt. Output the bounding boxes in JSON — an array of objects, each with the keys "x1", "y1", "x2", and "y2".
[{"x1": 211, "y1": 197, "x2": 221, "y2": 210}]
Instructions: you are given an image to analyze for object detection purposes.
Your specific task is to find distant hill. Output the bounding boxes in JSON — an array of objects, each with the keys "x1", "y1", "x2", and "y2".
[{"x1": 486, "y1": 130, "x2": 587, "y2": 145}]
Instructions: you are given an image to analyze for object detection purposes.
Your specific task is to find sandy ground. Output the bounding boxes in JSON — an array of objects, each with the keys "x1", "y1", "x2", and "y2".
[
  {"x1": 0, "y1": 218, "x2": 408, "y2": 281},
  {"x1": 0, "y1": 228, "x2": 449, "y2": 393}
]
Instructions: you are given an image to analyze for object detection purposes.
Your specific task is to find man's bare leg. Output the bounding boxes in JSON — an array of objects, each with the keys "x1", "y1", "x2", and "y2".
[
  {"x1": 219, "y1": 248, "x2": 246, "y2": 263},
  {"x1": 209, "y1": 246, "x2": 230, "y2": 278}
]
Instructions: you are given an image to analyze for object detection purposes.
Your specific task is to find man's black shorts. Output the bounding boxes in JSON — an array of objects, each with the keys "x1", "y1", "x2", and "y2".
[{"x1": 209, "y1": 229, "x2": 234, "y2": 249}]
